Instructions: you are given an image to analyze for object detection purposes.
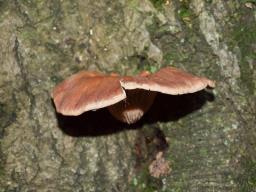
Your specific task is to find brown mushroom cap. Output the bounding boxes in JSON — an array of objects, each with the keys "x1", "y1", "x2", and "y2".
[
  {"x1": 51, "y1": 71, "x2": 126, "y2": 116},
  {"x1": 51, "y1": 67, "x2": 215, "y2": 123},
  {"x1": 120, "y1": 67, "x2": 215, "y2": 94}
]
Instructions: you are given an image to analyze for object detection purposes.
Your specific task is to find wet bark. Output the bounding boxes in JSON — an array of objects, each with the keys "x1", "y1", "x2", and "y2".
[{"x1": 0, "y1": 0, "x2": 255, "y2": 191}]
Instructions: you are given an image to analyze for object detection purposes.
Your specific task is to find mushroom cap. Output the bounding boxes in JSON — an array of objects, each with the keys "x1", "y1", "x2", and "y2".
[
  {"x1": 120, "y1": 67, "x2": 215, "y2": 95},
  {"x1": 51, "y1": 71, "x2": 126, "y2": 116},
  {"x1": 51, "y1": 67, "x2": 215, "y2": 123}
]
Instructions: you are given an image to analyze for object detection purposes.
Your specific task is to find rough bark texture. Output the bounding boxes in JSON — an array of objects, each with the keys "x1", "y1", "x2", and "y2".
[{"x1": 0, "y1": 0, "x2": 255, "y2": 191}]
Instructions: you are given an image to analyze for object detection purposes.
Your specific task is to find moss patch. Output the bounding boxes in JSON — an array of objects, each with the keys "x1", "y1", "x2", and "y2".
[
  {"x1": 149, "y1": 0, "x2": 166, "y2": 10},
  {"x1": 226, "y1": 3, "x2": 256, "y2": 95},
  {"x1": 238, "y1": 157, "x2": 256, "y2": 191},
  {"x1": 233, "y1": 24, "x2": 256, "y2": 94}
]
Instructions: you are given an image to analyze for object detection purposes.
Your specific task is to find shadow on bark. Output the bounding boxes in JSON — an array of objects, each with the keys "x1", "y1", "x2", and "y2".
[{"x1": 54, "y1": 90, "x2": 214, "y2": 137}]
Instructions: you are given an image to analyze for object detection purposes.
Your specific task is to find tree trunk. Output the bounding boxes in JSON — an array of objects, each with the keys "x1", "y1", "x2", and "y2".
[{"x1": 0, "y1": 0, "x2": 255, "y2": 191}]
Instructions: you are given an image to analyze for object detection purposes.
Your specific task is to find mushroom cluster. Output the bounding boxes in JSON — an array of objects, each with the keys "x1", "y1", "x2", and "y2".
[{"x1": 51, "y1": 67, "x2": 215, "y2": 124}]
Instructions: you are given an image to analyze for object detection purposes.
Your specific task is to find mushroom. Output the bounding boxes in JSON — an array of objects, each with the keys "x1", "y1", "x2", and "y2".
[{"x1": 51, "y1": 67, "x2": 215, "y2": 124}]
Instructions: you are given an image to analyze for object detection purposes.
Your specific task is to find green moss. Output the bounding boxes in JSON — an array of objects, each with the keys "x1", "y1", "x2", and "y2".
[
  {"x1": 149, "y1": 0, "x2": 165, "y2": 10},
  {"x1": 177, "y1": 0, "x2": 194, "y2": 23},
  {"x1": 0, "y1": 103, "x2": 6, "y2": 185},
  {"x1": 20, "y1": 27, "x2": 40, "y2": 45},
  {"x1": 130, "y1": 167, "x2": 163, "y2": 192},
  {"x1": 0, "y1": 102, "x2": 16, "y2": 139},
  {"x1": 178, "y1": 7, "x2": 192, "y2": 19},
  {"x1": 241, "y1": 0, "x2": 256, "y2": 3},
  {"x1": 50, "y1": 75, "x2": 63, "y2": 84},
  {"x1": 199, "y1": 148, "x2": 208, "y2": 157},
  {"x1": 229, "y1": 8, "x2": 256, "y2": 94},
  {"x1": 163, "y1": 52, "x2": 179, "y2": 64},
  {"x1": 45, "y1": 42, "x2": 71, "y2": 63},
  {"x1": 117, "y1": 54, "x2": 160, "y2": 76},
  {"x1": 0, "y1": 0, "x2": 8, "y2": 13},
  {"x1": 205, "y1": 0, "x2": 213, "y2": 3},
  {"x1": 238, "y1": 158, "x2": 256, "y2": 191},
  {"x1": 0, "y1": 147, "x2": 4, "y2": 177},
  {"x1": 0, "y1": 0, "x2": 8, "y2": 23}
]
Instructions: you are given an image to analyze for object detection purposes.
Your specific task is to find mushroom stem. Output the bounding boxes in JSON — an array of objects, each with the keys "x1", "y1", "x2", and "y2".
[{"x1": 107, "y1": 89, "x2": 157, "y2": 124}]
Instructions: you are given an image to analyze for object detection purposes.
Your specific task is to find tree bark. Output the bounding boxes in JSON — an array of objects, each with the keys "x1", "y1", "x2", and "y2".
[{"x1": 0, "y1": 0, "x2": 255, "y2": 191}]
